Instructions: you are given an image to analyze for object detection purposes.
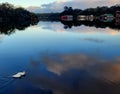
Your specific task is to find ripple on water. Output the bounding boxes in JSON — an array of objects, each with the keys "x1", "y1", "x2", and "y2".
[{"x1": 0, "y1": 76, "x2": 15, "y2": 93}]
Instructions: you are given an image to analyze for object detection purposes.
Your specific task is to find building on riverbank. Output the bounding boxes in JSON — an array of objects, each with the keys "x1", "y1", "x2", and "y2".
[
  {"x1": 77, "y1": 15, "x2": 94, "y2": 21},
  {"x1": 99, "y1": 14, "x2": 114, "y2": 22},
  {"x1": 115, "y1": 11, "x2": 120, "y2": 25},
  {"x1": 61, "y1": 15, "x2": 73, "y2": 21}
]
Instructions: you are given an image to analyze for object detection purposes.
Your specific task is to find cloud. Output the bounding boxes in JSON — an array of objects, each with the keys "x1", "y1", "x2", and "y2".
[
  {"x1": 30, "y1": 52, "x2": 120, "y2": 82},
  {"x1": 81, "y1": 38, "x2": 104, "y2": 43},
  {"x1": 37, "y1": 22, "x2": 120, "y2": 35},
  {"x1": 41, "y1": 53, "x2": 120, "y2": 82},
  {"x1": 27, "y1": 0, "x2": 120, "y2": 13},
  {"x1": 28, "y1": 53, "x2": 120, "y2": 94},
  {"x1": 42, "y1": 54, "x2": 98, "y2": 75},
  {"x1": 27, "y1": 6, "x2": 42, "y2": 13},
  {"x1": 0, "y1": 35, "x2": 5, "y2": 42}
]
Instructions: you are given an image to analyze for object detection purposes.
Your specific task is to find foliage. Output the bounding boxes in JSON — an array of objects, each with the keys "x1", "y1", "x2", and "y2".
[
  {"x1": 37, "y1": 13, "x2": 60, "y2": 21},
  {"x1": 0, "y1": 3, "x2": 39, "y2": 23},
  {"x1": 61, "y1": 5, "x2": 120, "y2": 16},
  {"x1": 0, "y1": 3, "x2": 39, "y2": 35}
]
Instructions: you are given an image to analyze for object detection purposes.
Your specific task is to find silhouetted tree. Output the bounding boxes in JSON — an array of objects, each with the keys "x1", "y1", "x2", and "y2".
[
  {"x1": 0, "y1": 3, "x2": 39, "y2": 23},
  {"x1": 61, "y1": 5, "x2": 120, "y2": 17}
]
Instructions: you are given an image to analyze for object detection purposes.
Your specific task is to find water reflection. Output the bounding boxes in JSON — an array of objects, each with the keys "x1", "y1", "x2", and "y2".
[
  {"x1": 61, "y1": 20, "x2": 120, "y2": 30},
  {"x1": 0, "y1": 21, "x2": 120, "y2": 94},
  {"x1": 39, "y1": 21, "x2": 120, "y2": 36},
  {"x1": 28, "y1": 53, "x2": 120, "y2": 94},
  {"x1": 0, "y1": 20, "x2": 120, "y2": 35},
  {"x1": 81, "y1": 38, "x2": 104, "y2": 43},
  {"x1": 0, "y1": 21, "x2": 39, "y2": 35}
]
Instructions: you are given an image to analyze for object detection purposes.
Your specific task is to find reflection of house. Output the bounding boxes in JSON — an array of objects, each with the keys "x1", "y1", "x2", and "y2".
[
  {"x1": 99, "y1": 14, "x2": 114, "y2": 22},
  {"x1": 77, "y1": 15, "x2": 94, "y2": 21},
  {"x1": 77, "y1": 15, "x2": 86, "y2": 21},
  {"x1": 115, "y1": 11, "x2": 120, "y2": 25},
  {"x1": 88, "y1": 15, "x2": 94, "y2": 21},
  {"x1": 61, "y1": 15, "x2": 73, "y2": 21}
]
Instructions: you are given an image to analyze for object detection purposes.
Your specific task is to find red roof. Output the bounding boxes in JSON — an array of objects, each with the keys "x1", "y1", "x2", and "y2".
[{"x1": 61, "y1": 16, "x2": 68, "y2": 20}]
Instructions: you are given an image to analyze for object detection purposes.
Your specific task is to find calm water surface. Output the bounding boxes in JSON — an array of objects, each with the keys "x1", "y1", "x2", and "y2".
[{"x1": 0, "y1": 22, "x2": 120, "y2": 94}]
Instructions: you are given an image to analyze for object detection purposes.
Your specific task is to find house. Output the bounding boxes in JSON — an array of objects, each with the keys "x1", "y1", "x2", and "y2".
[
  {"x1": 88, "y1": 15, "x2": 94, "y2": 21},
  {"x1": 115, "y1": 11, "x2": 120, "y2": 25},
  {"x1": 77, "y1": 15, "x2": 94, "y2": 21},
  {"x1": 77, "y1": 15, "x2": 87, "y2": 21},
  {"x1": 99, "y1": 14, "x2": 114, "y2": 22},
  {"x1": 61, "y1": 15, "x2": 73, "y2": 21}
]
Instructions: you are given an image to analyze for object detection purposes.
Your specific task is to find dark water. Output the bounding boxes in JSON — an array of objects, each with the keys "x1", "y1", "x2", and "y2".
[{"x1": 0, "y1": 21, "x2": 120, "y2": 94}]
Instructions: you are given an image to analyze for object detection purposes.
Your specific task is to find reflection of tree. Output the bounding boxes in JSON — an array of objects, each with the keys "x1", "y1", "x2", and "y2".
[
  {"x1": 0, "y1": 3, "x2": 39, "y2": 35},
  {"x1": 0, "y1": 21, "x2": 39, "y2": 35},
  {"x1": 61, "y1": 20, "x2": 120, "y2": 30},
  {"x1": 60, "y1": 5, "x2": 120, "y2": 30}
]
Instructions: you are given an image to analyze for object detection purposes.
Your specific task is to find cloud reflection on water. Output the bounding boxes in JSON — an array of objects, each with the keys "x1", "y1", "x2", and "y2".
[
  {"x1": 0, "y1": 35, "x2": 5, "y2": 42},
  {"x1": 38, "y1": 22, "x2": 120, "y2": 36},
  {"x1": 28, "y1": 53, "x2": 120, "y2": 94}
]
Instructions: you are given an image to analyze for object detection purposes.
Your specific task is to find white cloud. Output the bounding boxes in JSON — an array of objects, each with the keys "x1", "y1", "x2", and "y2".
[
  {"x1": 26, "y1": 0, "x2": 120, "y2": 13},
  {"x1": 38, "y1": 22, "x2": 120, "y2": 36},
  {"x1": 0, "y1": 34, "x2": 5, "y2": 42}
]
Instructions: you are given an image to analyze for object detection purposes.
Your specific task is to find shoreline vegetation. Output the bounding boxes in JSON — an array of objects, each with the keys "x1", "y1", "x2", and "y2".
[
  {"x1": 0, "y1": 2, "x2": 120, "y2": 34},
  {"x1": 37, "y1": 5, "x2": 120, "y2": 30},
  {"x1": 0, "y1": 3, "x2": 39, "y2": 34},
  {"x1": 0, "y1": 3, "x2": 39, "y2": 23}
]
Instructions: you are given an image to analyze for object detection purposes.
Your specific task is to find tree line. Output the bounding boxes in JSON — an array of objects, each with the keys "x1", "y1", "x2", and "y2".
[
  {"x1": 37, "y1": 13, "x2": 60, "y2": 21},
  {"x1": 0, "y1": 3, "x2": 39, "y2": 23},
  {"x1": 60, "y1": 5, "x2": 120, "y2": 18}
]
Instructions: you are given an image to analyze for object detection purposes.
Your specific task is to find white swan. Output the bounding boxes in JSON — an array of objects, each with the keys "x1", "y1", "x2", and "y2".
[{"x1": 12, "y1": 71, "x2": 26, "y2": 78}]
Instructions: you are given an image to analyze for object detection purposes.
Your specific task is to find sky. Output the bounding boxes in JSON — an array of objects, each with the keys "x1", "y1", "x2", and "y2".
[
  {"x1": 0, "y1": 0, "x2": 56, "y2": 7},
  {"x1": 0, "y1": 0, "x2": 120, "y2": 13}
]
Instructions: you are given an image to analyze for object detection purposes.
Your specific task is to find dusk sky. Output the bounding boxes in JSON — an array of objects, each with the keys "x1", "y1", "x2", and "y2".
[
  {"x1": 0, "y1": 0, "x2": 56, "y2": 7},
  {"x1": 0, "y1": 0, "x2": 119, "y2": 13}
]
